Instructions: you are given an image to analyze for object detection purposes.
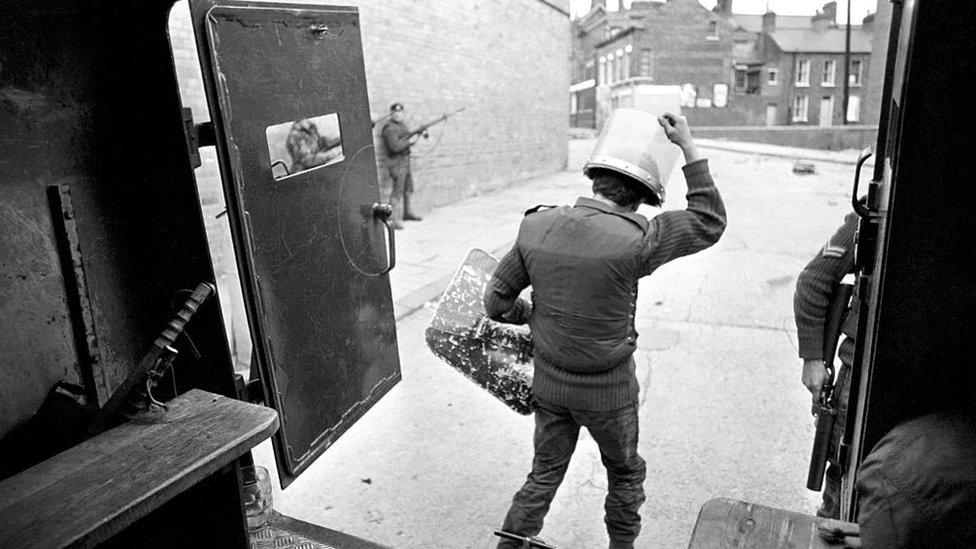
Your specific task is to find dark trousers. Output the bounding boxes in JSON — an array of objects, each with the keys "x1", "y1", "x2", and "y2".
[
  {"x1": 498, "y1": 397, "x2": 646, "y2": 549},
  {"x1": 387, "y1": 158, "x2": 414, "y2": 222}
]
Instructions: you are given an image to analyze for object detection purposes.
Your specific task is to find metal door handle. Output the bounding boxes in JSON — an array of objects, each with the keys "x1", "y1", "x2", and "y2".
[
  {"x1": 851, "y1": 147, "x2": 874, "y2": 218},
  {"x1": 372, "y1": 203, "x2": 396, "y2": 274}
]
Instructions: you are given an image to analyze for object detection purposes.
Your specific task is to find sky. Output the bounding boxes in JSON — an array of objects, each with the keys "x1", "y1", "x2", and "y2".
[{"x1": 570, "y1": 0, "x2": 877, "y2": 24}]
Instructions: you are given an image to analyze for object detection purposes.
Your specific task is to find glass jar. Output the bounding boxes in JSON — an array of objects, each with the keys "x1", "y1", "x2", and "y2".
[{"x1": 241, "y1": 465, "x2": 273, "y2": 531}]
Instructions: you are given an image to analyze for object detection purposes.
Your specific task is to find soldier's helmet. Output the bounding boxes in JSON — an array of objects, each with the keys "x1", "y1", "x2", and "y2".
[{"x1": 584, "y1": 108, "x2": 681, "y2": 206}]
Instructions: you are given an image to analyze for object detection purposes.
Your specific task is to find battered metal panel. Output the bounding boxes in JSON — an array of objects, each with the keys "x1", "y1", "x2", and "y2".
[
  {"x1": 0, "y1": 1, "x2": 238, "y2": 442},
  {"x1": 426, "y1": 249, "x2": 533, "y2": 415},
  {"x1": 202, "y1": 4, "x2": 401, "y2": 485}
]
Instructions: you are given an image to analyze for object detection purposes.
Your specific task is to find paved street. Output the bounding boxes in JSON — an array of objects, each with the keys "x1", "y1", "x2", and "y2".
[{"x1": 254, "y1": 138, "x2": 862, "y2": 548}]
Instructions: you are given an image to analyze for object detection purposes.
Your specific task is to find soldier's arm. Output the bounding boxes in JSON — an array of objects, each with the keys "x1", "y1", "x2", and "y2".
[
  {"x1": 484, "y1": 245, "x2": 531, "y2": 325},
  {"x1": 382, "y1": 125, "x2": 413, "y2": 154},
  {"x1": 793, "y1": 211, "x2": 858, "y2": 360},
  {"x1": 638, "y1": 159, "x2": 727, "y2": 276}
]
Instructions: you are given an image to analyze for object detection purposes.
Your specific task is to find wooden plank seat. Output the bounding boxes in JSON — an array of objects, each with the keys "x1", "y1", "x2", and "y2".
[
  {"x1": 0, "y1": 389, "x2": 278, "y2": 549},
  {"x1": 688, "y1": 498, "x2": 861, "y2": 548}
]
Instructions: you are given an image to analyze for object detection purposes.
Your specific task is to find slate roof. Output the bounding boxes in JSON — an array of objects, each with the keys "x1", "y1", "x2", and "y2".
[
  {"x1": 732, "y1": 42, "x2": 763, "y2": 65},
  {"x1": 729, "y1": 13, "x2": 811, "y2": 33},
  {"x1": 767, "y1": 27, "x2": 873, "y2": 53}
]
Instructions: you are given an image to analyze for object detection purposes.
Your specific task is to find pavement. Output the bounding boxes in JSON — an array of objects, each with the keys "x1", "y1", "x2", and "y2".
[{"x1": 252, "y1": 137, "x2": 862, "y2": 548}]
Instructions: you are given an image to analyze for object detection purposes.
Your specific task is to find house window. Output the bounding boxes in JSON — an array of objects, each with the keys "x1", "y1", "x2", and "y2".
[
  {"x1": 713, "y1": 83, "x2": 729, "y2": 108},
  {"x1": 680, "y1": 83, "x2": 697, "y2": 108},
  {"x1": 734, "y1": 67, "x2": 747, "y2": 90},
  {"x1": 849, "y1": 59, "x2": 863, "y2": 86},
  {"x1": 822, "y1": 60, "x2": 836, "y2": 86},
  {"x1": 598, "y1": 56, "x2": 606, "y2": 85},
  {"x1": 847, "y1": 95, "x2": 861, "y2": 122},
  {"x1": 639, "y1": 49, "x2": 653, "y2": 78},
  {"x1": 767, "y1": 68, "x2": 779, "y2": 85},
  {"x1": 795, "y1": 59, "x2": 810, "y2": 87},
  {"x1": 570, "y1": 93, "x2": 578, "y2": 115},
  {"x1": 747, "y1": 70, "x2": 761, "y2": 93},
  {"x1": 792, "y1": 94, "x2": 809, "y2": 122},
  {"x1": 623, "y1": 51, "x2": 630, "y2": 80},
  {"x1": 615, "y1": 50, "x2": 624, "y2": 82},
  {"x1": 707, "y1": 21, "x2": 719, "y2": 41}
]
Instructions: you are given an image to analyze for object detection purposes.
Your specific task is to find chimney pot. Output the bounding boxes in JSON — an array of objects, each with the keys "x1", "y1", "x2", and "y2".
[{"x1": 762, "y1": 10, "x2": 776, "y2": 33}]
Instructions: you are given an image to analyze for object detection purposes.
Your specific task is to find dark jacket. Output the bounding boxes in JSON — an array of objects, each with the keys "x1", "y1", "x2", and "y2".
[
  {"x1": 484, "y1": 159, "x2": 726, "y2": 410},
  {"x1": 381, "y1": 119, "x2": 413, "y2": 177},
  {"x1": 857, "y1": 410, "x2": 976, "y2": 548}
]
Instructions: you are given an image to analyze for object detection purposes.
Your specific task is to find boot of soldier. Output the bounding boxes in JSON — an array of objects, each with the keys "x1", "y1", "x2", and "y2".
[
  {"x1": 390, "y1": 197, "x2": 405, "y2": 230},
  {"x1": 403, "y1": 193, "x2": 423, "y2": 221}
]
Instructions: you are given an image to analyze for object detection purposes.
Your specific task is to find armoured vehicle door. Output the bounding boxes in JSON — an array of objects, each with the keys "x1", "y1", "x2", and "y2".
[
  {"x1": 841, "y1": 0, "x2": 976, "y2": 518},
  {"x1": 193, "y1": 1, "x2": 400, "y2": 486}
]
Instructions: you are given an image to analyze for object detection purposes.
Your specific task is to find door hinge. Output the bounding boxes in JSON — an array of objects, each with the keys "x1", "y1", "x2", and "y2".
[{"x1": 181, "y1": 107, "x2": 216, "y2": 170}]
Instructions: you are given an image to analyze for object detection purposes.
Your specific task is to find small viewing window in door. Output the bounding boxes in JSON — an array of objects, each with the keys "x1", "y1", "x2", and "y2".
[{"x1": 266, "y1": 113, "x2": 344, "y2": 179}]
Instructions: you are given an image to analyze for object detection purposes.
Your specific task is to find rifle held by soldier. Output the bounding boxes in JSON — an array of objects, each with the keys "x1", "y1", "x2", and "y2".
[
  {"x1": 406, "y1": 106, "x2": 466, "y2": 140},
  {"x1": 806, "y1": 280, "x2": 855, "y2": 491}
]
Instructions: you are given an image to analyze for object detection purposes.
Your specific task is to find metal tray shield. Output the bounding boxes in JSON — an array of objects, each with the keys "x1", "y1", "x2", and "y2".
[{"x1": 425, "y1": 249, "x2": 534, "y2": 414}]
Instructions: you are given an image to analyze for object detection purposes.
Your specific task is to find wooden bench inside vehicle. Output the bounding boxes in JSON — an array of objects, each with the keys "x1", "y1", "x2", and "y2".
[{"x1": 0, "y1": 390, "x2": 278, "y2": 549}]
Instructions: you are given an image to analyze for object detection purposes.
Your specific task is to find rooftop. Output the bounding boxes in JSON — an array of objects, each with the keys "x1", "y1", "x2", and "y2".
[
  {"x1": 768, "y1": 27, "x2": 873, "y2": 53},
  {"x1": 729, "y1": 13, "x2": 812, "y2": 33},
  {"x1": 732, "y1": 42, "x2": 762, "y2": 65}
]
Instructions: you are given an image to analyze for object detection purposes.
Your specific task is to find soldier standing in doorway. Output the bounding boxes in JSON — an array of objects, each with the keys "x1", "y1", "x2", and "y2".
[
  {"x1": 793, "y1": 210, "x2": 860, "y2": 518},
  {"x1": 381, "y1": 102, "x2": 423, "y2": 230}
]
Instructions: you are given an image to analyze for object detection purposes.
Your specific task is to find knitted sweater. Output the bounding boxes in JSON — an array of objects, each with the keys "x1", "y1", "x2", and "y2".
[
  {"x1": 793, "y1": 210, "x2": 860, "y2": 365},
  {"x1": 484, "y1": 159, "x2": 726, "y2": 411}
]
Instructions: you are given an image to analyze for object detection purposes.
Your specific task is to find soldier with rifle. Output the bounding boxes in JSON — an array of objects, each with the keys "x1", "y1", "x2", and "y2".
[
  {"x1": 380, "y1": 102, "x2": 464, "y2": 229},
  {"x1": 793, "y1": 209, "x2": 860, "y2": 518}
]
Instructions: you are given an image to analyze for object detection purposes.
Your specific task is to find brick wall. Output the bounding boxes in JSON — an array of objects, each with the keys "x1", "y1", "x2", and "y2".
[
  {"x1": 762, "y1": 43, "x2": 872, "y2": 126},
  {"x1": 351, "y1": 0, "x2": 570, "y2": 211},
  {"x1": 168, "y1": 4, "x2": 248, "y2": 365},
  {"x1": 587, "y1": 0, "x2": 767, "y2": 127},
  {"x1": 695, "y1": 125, "x2": 878, "y2": 151},
  {"x1": 685, "y1": 94, "x2": 767, "y2": 126},
  {"x1": 166, "y1": 1, "x2": 569, "y2": 364},
  {"x1": 863, "y1": 0, "x2": 891, "y2": 126}
]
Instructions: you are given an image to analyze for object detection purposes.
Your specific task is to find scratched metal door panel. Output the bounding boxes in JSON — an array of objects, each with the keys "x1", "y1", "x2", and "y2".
[{"x1": 203, "y1": 4, "x2": 400, "y2": 486}]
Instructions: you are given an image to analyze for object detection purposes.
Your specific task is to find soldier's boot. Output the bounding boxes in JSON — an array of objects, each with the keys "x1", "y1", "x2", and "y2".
[
  {"x1": 390, "y1": 197, "x2": 405, "y2": 230},
  {"x1": 403, "y1": 193, "x2": 423, "y2": 221}
]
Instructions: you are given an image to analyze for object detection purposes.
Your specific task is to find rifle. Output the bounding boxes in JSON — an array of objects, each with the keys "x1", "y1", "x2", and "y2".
[
  {"x1": 371, "y1": 113, "x2": 391, "y2": 128},
  {"x1": 406, "y1": 107, "x2": 466, "y2": 139},
  {"x1": 806, "y1": 279, "x2": 855, "y2": 491}
]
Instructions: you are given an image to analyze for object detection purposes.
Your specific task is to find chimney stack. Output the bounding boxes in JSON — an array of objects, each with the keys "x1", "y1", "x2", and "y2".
[
  {"x1": 822, "y1": 1, "x2": 838, "y2": 22},
  {"x1": 862, "y1": 12, "x2": 875, "y2": 31},
  {"x1": 812, "y1": 11, "x2": 831, "y2": 32},
  {"x1": 762, "y1": 10, "x2": 776, "y2": 34},
  {"x1": 713, "y1": 0, "x2": 733, "y2": 15}
]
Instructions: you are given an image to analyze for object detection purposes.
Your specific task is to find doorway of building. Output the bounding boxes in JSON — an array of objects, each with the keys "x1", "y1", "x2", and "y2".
[
  {"x1": 819, "y1": 96, "x2": 834, "y2": 127},
  {"x1": 765, "y1": 104, "x2": 777, "y2": 126}
]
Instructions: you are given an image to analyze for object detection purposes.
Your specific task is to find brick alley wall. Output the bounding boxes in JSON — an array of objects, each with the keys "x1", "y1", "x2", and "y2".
[
  {"x1": 357, "y1": 0, "x2": 571, "y2": 210},
  {"x1": 165, "y1": 0, "x2": 570, "y2": 365},
  {"x1": 863, "y1": 1, "x2": 891, "y2": 126},
  {"x1": 695, "y1": 125, "x2": 878, "y2": 151}
]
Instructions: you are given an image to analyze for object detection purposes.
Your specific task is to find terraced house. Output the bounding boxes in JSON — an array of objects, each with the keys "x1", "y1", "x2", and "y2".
[{"x1": 570, "y1": 0, "x2": 878, "y2": 129}]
